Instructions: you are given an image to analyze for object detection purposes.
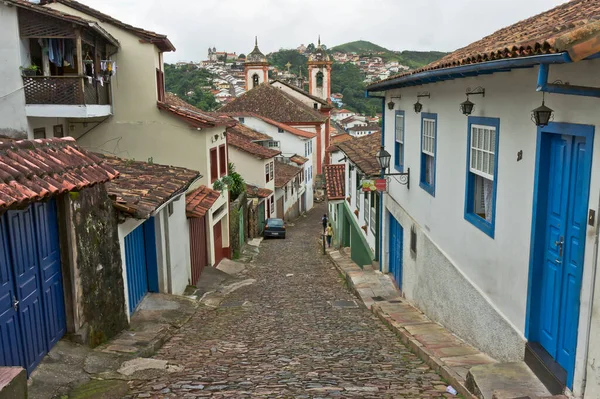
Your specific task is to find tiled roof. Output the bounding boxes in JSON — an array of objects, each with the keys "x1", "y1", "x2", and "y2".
[
  {"x1": 274, "y1": 160, "x2": 301, "y2": 188},
  {"x1": 0, "y1": 137, "x2": 118, "y2": 211},
  {"x1": 100, "y1": 155, "x2": 200, "y2": 219},
  {"x1": 45, "y1": 0, "x2": 175, "y2": 51},
  {"x1": 246, "y1": 184, "x2": 272, "y2": 198},
  {"x1": 7, "y1": 0, "x2": 119, "y2": 46},
  {"x1": 158, "y1": 93, "x2": 236, "y2": 128},
  {"x1": 227, "y1": 127, "x2": 281, "y2": 159},
  {"x1": 335, "y1": 132, "x2": 381, "y2": 176},
  {"x1": 186, "y1": 185, "x2": 220, "y2": 218},
  {"x1": 324, "y1": 164, "x2": 346, "y2": 201},
  {"x1": 271, "y1": 79, "x2": 329, "y2": 106},
  {"x1": 331, "y1": 133, "x2": 353, "y2": 145},
  {"x1": 220, "y1": 84, "x2": 327, "y2": 124},
  {"x1": 340, "y1": 116, "x2": 360, "y2": 124},
  {"x1": 225, "y1": 112, "x2": 317, "y2": 139},
  {"x1": 349, "y1": 124, "x2": 381, "y2": 132},
  {"x1": 290, "y1": 155, "x2": 309, "y2": 165},
  {"x1": 225, "y1": 122, "x2": 271, "y2": 141},
  {"x1": 368, "y1": 0, "x2": 600, "y2": 89}
]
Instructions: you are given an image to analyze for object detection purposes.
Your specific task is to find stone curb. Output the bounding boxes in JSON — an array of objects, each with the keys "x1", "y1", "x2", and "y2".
[{"x1": 325, "y1": 248, "x2": 477, "y2": 399}]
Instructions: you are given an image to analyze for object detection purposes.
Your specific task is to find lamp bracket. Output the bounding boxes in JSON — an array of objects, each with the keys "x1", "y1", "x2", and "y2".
[
  {"x1": 371, "y1": 167, "x2": 410, "y2": 190},
  {"x1": 465, "y1": 86, "x2": 485, "y2": 97},
  {"x1": 390, "y1": 95, "x2": 401, "y2": 100},
  {"x1": 417, "y1": 92, "x2": 430, "y2": 99}
]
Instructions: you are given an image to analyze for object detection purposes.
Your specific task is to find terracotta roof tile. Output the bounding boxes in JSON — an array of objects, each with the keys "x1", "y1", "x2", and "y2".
[
  {"x1": 0, "y1": 137, "x2": 118, "y2": 211},
  {"x1": 246, "y1": 184, "x2": 272, "y2": 198},
  {"x1": 225, "y1": 123, "x2": 271, "y2": 141},
  {"x1": 334, "y1": 132, "x2": 381, "y2": 177},
  {"x1": 271, "y1": 79, "x2": 330, "y2": 106},
  {"x1": 220, "y1": 84, "x2": 327, "y2": 124},
  {"x1": 227, "y1": 127, "x2": 281, "y2": 159},
  {"x1": 224, "y1": 112, "x2": 317, "y2": 139},
  {"x1": 331, "y1": 133, "x2": 353, "y2": 145},
  {"x1": 290, "y1": 155, "x2": 309, "y2": 165},
  {"x1": 186, "y1": 185, "x2": 220, "y2": 218},
  {"x1": 348, "y1": 124, "x2": 381, "y2": 132},
  {"x1": 100, "y1": 155, "x2": 200, "y2": 219},
  {"x1": 369, "y1": 0, "x2": 600, "y2": 89},
  {"x1": 274, "y1": 160, "x2": 301, "y2": 188},
  {"x1": 46, "y1": 0, "x2": 175, "y2": 51},
  {"x1": 324, "y1": 164, "x2": 346, "y2": 201},
  {"x1": 158, "y1": 94, "x2": 236, "y2": 128}
]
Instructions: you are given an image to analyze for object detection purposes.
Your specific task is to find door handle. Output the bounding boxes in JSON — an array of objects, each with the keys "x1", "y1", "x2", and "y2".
[
  {"x1": 555, "y1": 236, "x2": 564, "y2": 257},
  {"x1": 12, "y1": 296, "x2": 19, "y2": 311}
]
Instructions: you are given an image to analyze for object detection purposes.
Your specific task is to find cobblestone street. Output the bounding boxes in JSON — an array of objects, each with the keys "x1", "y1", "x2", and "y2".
[{"x1": 128, "y1": 204, "x2": 449, "y2": 398}]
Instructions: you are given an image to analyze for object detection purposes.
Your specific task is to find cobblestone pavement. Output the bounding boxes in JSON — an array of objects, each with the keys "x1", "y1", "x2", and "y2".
[{"x1": 128, "y1": 204, "x2": 450, "y2": 398}]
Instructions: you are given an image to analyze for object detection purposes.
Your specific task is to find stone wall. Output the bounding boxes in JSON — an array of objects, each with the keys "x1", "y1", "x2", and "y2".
[
  {"x1": 229, "y1": 192, "x2": 248, "y2": 257},
  {"x1": 69, "y1": 184, "x2": 128, "y2": 346}
]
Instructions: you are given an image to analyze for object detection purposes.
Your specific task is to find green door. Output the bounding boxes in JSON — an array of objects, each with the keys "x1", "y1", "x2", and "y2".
[{"x1": 258, "y1": 202, "x2": 265, "y2": 234}]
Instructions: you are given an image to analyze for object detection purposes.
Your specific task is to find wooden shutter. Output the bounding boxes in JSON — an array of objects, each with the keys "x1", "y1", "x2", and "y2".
[
  {"x1": 210, "y1": 148, "x2": 218, "y2": 182},
  {"x1": 219, "y1": 145, "x2": 226, "y2": 177},
  {"x1": 156, "y1": 68, "x2": 165, "y2": 102}
]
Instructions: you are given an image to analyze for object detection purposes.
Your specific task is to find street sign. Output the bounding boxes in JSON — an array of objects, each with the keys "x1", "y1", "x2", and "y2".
[
  {"x1": 375, "y1": 179, "x2": 387, "y2": 192},
  {"x1": 361, "y1": 179, "x2": 377, "y2": 192}
]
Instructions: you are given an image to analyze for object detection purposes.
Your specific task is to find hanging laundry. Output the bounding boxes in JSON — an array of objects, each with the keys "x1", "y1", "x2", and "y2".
[{"x1": 63, "y1": 40, "x2": 74, "y2": 67}]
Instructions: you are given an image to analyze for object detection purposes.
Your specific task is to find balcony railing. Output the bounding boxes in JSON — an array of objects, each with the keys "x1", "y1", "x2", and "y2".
[{"x1": 22, "y1": 76, "x2": 110, "y2": 106}]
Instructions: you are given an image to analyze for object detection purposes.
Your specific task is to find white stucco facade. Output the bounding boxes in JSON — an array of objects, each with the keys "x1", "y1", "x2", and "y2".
[
  {"x1": 378, "y1": 59, "x2": 600, "y2": 397},
  {"x1": 0, "y1": 4, "x2": 29, "y2": 139}
]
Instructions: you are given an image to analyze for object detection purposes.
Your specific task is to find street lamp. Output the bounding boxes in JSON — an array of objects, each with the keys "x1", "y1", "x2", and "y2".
[
  {"x1": 459, "y1": 87, "x2": 485, "y2": 116},
  {"x1": 414, "y1": 92, "x2": 430, "y2": 113},
  {"x1": 531, "y1": 93, "x2": 554, "y2": 127},
  {"x1": 376, "y1": 146, "x2": 391, "y2": 170},
  {"x1": 373, "y1": 146, "x2": 409, "y2": 189}
]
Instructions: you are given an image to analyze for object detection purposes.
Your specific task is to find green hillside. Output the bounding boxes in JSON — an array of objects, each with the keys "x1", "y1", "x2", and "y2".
[
  {"x1": 331, "y1": 40, "x2": 449, "y2": 69},
  {"x1": 331, "y1": 40, "x2": 389, "y2": 54}
]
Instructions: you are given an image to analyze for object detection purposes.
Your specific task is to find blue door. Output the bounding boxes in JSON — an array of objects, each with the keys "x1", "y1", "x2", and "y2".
[
  {"x1": 124, "y1": 218, "x2": 158, "y2": 314},
  {"x1": 529, "y1": 124, "x2": 593, "y2": 388},
  {"x1": 388, "y1": 215, "x2": 403, "y2": 289},
  {"x1": 0, "y1": 199, "x2": 65, "y2": 375}
]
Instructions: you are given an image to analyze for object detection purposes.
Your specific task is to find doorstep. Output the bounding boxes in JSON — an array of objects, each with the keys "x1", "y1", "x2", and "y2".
[{"x1": 327, "y1": 247, "x2": 494, "y2": 399}]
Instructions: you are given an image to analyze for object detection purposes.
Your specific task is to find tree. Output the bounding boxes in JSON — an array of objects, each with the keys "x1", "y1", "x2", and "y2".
[
  {"x1": 164, "y1": 63, "x2": 219, "y2": 111},
  {"x1": 227, "y1": 162, "x2": 246, "y2": 201},
  {"x1": 306, "y1": 43, "x2": 315, "y2": 53}
]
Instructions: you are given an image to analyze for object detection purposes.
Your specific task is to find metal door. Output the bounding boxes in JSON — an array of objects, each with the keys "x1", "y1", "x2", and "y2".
[
  {"x1": 124, "y1": 223, "x2": 149, "y2": 314},
  {"x1": 388, "y1": 215, "x2": 403, "y2": 289},
  {"x1": 529, "y1": 125, "x2": 593, "y2": 388},
  {"x1": 189, "y1": 216, "x2": 208, "y2": 285}
]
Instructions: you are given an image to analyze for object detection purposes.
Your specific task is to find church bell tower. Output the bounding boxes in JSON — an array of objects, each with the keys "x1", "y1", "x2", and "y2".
[
  {"x1": 244, "y1": 37, "x2": 269, "y2": 91},
  {"x1": 307, "y1": 36, "x2": 332, "y2": 103}
]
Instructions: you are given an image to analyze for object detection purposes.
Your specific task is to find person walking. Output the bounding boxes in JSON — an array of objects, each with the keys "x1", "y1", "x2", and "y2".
[
  {"x1": 326, "y1": 223, "x2": 334, "y2": 248},
  {"x1": 321, "y1": 214, "x2": 328, "y2": 234}
]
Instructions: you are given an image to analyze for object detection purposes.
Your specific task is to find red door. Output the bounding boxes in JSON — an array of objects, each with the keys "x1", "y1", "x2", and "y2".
[
  {"x1": 213, "y1": 220, "x2": 224, "y2": 266},
  {"x1": 189, "y1": 216, "x2": 208, "y2": 285}
]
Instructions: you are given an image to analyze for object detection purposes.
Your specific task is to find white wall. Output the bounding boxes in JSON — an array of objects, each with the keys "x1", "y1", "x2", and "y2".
[
  {"x1": 344, "y1": 161, "x2": 376, "y2": 254},
  {"x1": 228, "y1": 146, "x2": 272, "y2": 189},
  {"x1": 308, "y1": 65, "x2": 330, "y2": 102},
  {"x1": 272, "y1": 81, "x2": 323, "y2": 110},
  {"x1": 164, "y1": 196, "x2": 190, "y2": 295},
  {"x1": 380, "y1": 59, "x2": 600, "y2": 397},
  {"x1": 0, "y1": 4, "x2": 29, "y2": 139}
]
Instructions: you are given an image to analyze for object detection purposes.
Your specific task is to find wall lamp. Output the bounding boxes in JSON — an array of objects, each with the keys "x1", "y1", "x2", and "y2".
[
  {"x1": 374, "y1": 146, "x2": 410, "y2": 189},
  {"x1": 460, "y1": 86, "x2": 485, "y2": 116},
  {"x1": 531, "y1": 92, "x2": 554, "y2": 127},
  {"x1": 387, "y1": 96, "x2": 401, "y2": 110},
  {"x1": 414, "y1": 92, "x2": 430, "y2": 113}
]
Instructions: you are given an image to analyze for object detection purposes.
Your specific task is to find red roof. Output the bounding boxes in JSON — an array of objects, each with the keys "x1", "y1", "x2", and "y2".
[
  {"x1": 227, "y1": 127, "x2": 281, "y2": 159},
  {"x1": 246, "y1": 184, "x2": 272, "y2": 198},
  {"x1": 274, "y1": 160, "x2": 301, "y2": 188},
  {"x1": 324, "y1": 164, "x2": 346, "y2": 201},
  {"x1": 369, "y1": 0, "x2": 600, "y2": 89},
  {"x1": 225, "y1": 112, "x2": 316, "y2": 139},
  {"x1": 290, "y1": 155, "x2": 309, "y2": 165},
  {"x1": 0, "y1": 137, "x2": 118, "y2": 211},
  {"x1": 158, "y1": 93, "x2": 236, "y2": 128},
  {"x1": 100, "y1": 155, "x2": 200, "y2": 218},
  {"x1": 186, "y1": 186, "x2": 220, "y2": 218}
]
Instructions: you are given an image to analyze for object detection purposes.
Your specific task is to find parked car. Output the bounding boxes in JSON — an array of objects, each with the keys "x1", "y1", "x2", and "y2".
[{"x1": 264, "y1": 218, "x2": 286, "y2": 238}]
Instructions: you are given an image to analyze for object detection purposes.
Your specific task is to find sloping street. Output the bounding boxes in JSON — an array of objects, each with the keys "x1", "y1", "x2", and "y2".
[{"x1": 127, "y1": 205, "x2": 448, "y2": 398}]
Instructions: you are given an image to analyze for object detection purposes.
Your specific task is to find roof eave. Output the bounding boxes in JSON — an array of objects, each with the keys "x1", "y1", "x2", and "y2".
[{"x1": 366, "y1": 52, "x2": 571, "y2": 92}]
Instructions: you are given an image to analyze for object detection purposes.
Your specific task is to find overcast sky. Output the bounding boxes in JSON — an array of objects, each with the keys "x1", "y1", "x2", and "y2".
[{"x1": 80, "y1": 0, "x2": 567, "y2": 62}]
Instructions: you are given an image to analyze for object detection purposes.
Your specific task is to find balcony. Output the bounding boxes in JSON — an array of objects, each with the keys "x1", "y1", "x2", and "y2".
[{"x1": 23, "y1": 76, "x2": 112, "y2": 118}]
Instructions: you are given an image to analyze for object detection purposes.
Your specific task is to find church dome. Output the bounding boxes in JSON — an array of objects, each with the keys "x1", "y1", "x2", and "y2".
[{"x1": 246, "y1": 37, "x2": 268, "y2": 64}]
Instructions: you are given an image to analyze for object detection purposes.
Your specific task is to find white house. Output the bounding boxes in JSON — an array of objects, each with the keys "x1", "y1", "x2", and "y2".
[
  {"x1": 340, "y1": 115, "x2": 368, "y2": 130},
  {"x1": 226, "y1": 123, "x2": 281, "y2": 223},
  {"x1": 367, "y1": 1, "x2": 600, "y2": 397},
  {"x1": 348, "y1": 124, "x2": 381, "y2": 137},
  {"x1": 226, "y1": 113, "x2": 317, "y2": 213},
  {"x1": 274, "y1": 159, "x2": 305, "y2": 220},
  {"x1": 331, "y1": 108, "x2": 356, "y2": 122},
  {"x1": 327, "y1": 133, "x2": 381, "y2": 268}
]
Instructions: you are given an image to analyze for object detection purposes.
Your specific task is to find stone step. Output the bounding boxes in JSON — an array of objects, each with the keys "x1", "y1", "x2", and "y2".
[
  {"x1": 0, "y1": 367, "x2": 26, "y2": 399},
  {"x1": 466, "y1": 362, "x2": 552, "y2": 399}
]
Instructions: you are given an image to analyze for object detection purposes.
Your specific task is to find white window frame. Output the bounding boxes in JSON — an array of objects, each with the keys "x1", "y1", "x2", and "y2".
[
  {"x1": 422, "y1": 118, "x2": 436, "y2": 157},
  {"x1": 469, "y1": 124, "x2": 496, "y2": 181}
]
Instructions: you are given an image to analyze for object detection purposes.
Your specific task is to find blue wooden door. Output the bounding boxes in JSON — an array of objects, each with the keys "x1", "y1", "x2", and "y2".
[
  {"x1": 534, "y1": 131, "x2": 591, "y2": 387},
  {"x1": 0, "y1": 216, "x2": 23, "y2": 369},
  {"x1": 125, "y1": 224, "x2": 149, "y2": 314},
  {"x1": 6, "y1": 207, "x2": 47, "y2": 374},
  {"x1": 388, "y1": 215, "x2": 403, "y2": 288},
  {"x1": 33, "y1": 200, "x2": 66, "y2": 348}
]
